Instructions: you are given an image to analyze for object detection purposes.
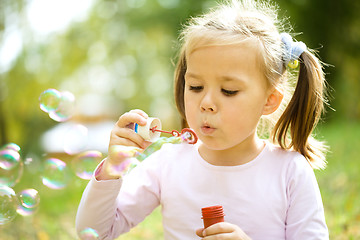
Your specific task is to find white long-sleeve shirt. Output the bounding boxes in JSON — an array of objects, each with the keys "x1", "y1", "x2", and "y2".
[{"x1": 76, "y1": 141, "x2": 328, "y2": 240}]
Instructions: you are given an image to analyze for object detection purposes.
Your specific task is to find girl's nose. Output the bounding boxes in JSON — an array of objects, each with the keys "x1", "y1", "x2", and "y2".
[
  {"x1": 201, "y1": 106, "x2": 215, "y2": 112},
  {"x1": 200, "y1": 92, "x2": 217, "y2": 113}
]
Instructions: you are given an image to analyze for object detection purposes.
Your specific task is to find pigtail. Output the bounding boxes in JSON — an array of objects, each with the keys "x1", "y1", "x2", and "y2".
[{"x1": 272, "y1": 50, "x2": 328, "y2": 169}]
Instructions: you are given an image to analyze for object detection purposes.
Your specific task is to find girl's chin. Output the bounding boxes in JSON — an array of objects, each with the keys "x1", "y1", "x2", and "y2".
[{"x1": 198, "y1": 138, "x2": 228, "y2": 151}]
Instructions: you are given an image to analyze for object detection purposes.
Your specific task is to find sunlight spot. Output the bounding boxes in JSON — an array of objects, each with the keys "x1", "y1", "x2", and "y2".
[
  {"x1": 0, "y1": 28, "x2": 23, "y2": 73},
  {"x1": 26, "y1": 0, "x2": 95, "y2": 35}
]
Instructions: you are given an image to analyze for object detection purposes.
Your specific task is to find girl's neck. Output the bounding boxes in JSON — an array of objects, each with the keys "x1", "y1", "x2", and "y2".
[{"x1": 198, "y1": 135, "x2": 265, "y2": 166}]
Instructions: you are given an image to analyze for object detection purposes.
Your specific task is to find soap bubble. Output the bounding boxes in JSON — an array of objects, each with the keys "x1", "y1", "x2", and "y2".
[
  {"x1": 72, "y1": 151, "x2": 103, "y2": 180},
  {"x1": 104, "y1": 146, "x2": 142, "y2": 177},
  {"x1": 108, "y1": 145, "x2": 141, "y2": 160},
  {"x1": 136, "y1": 137, "x2": 167, "y2": 161},
  {"x1": 49, "y1": 91, "x2": 75, "y2": 122},
  {"x1": 23, "y1": 153, "x2": 41, "y2": 175},
  {"x1": 0, "y1": 186, "x2": 19, "y2": 225},
  {"x1": 16, "y1": 188, "x2": 40, "y2": 216},
  {"x1": 0, "y1": 159, "x2": 24, "y2": 187},
  {"x1": 1, "y1": 143, "x2": 21, "y2": 152},
  {"x1": 39, "y1": 89, "x2": 76, "y2": 122},
  {"x1": 42, "y1": 158, "x2": 70, "y2": 189},
  {"x1": 0, "y1": 149, "x2": 21, "y2": 170},
  {"x1": 39, "y1": 88, "x2": 62, "y2": 113},
  {"x1": 79, "y1": 227, "x2": 99, "y2": 240},
  {"x1": 181, "y1": 131, "x2": 193, "y2": 142},
  {"x1": 104, "y1": 157, "x2": 139, "y2": 177},
  {"x1": 17, "y1": 204, "x2": 36, "y2": 217},
  {"x1": 136, "y1": 137, "x2": 180, "y2": 161},
  {"x1": 63, "y1": 124, "x2": 89, "y2": 155},
  {"x1": 17, "y1": 188, "x2": 40, "y2": 209},
  {"x1": 24, "y1": 156, "x2": 34, "y2": 166},
  {"x1": 119, "y1": 158, "x2": 139, "y2": 175}
]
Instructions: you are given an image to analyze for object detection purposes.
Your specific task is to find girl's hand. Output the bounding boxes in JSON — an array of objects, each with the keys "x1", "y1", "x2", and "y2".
[
  {"x1": 108, "y1": 109, "x2": 151, "y2": 153},
  {"x1": 196, "y1": 222, "x2": 252, "y2": 240},
  {"x1": 96, "y1": 109, "x2": 152, "y2": 180}
]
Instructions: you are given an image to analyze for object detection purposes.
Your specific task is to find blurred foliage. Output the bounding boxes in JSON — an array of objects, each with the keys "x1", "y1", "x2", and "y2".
[
  {"x1": 0, "y1": 0, "x2": 219, "y2": 156},
  {"x1": 0, "y1": 0, "x2": 360, "y2": 239},
  {"x1": 279, "y1": 0, "x2": 360, "y2": 121},
  {"x1": 1, "y1": 0, "x2": 360, "y2": 154}
]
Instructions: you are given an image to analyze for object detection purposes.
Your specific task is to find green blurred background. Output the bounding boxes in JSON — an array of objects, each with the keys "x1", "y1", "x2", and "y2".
[{"x1": 0, "y1": 0, "x2": 359, "y2": 239}]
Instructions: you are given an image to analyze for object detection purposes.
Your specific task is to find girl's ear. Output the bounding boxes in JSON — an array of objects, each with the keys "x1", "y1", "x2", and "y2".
[{"x1": 262, "y1": 88, "x2": 283, "y2": 115}]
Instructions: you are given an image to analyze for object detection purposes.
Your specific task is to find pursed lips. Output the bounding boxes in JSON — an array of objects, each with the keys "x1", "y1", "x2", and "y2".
[{"x1": 200, "y1": 122, "x2": 216, "y2": 134}]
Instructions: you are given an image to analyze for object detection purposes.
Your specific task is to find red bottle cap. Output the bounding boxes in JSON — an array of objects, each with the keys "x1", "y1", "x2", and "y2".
[{"x1": 201, "y1": 205, "x2": 225, "y2": 228}]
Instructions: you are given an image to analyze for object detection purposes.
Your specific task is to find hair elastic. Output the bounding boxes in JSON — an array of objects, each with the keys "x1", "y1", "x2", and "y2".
[{"x1": 281, "y1": 33, "x2": 307, "y2": 69}]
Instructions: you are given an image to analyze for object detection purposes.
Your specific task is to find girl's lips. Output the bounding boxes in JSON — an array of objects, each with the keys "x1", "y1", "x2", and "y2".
[{"x1": 200, "y1": 125, "x2": 216, "y2": 135}]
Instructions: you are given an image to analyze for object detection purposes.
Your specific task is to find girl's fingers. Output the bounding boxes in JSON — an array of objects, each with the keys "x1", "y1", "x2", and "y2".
[
  {"x1": 107, "y1": 110, "x2": 152, "y2": 163},
  {"x1": 142, "y1": 140, "x2": 152, "y2": 149},
  {"x1": 110, "y1": 127, "x2": 147, "y2": 149},
  {"x1": 196, "y1": 228, "x2": 205, "y2": 237},
  {"x1": 201, "y1": 222, "x2": 234, "y2": 236},
  {"x1": 117, "y1": 111, "x2": 148, "y2": 129},
  {"x1": 199, "y1": 222, "x2": 250, "y2": 240},
  {"x1": 129, "y1": 109, "x2": 149, "y2": 119},
  {"x1": 109, "y1": 134, "x2": 143, "y2": 149}
]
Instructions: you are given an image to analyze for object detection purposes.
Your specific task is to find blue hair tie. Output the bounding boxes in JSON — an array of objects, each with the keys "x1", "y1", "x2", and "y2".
[{"x1": 280, "y1": 33, "x2": 306, "y2": 69}]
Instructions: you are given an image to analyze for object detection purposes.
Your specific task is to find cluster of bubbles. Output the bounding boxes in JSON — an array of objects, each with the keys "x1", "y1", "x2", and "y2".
[
  {"x1": 0, "y1": 89, "x2": 107, "y2": 239},
  {"x1": 0, "y1": 141, "x2": 104, "y2": 229},
  {"x1": 38, "y1": 89, "x2": 102, "y2": 239},
  {"x1": 38, "y1": 151, "x2": 103, "y2": 190},
  {"x1": 0, "y1": 186, "x2": 41, "y2": 225},
  {"x1": 0, "y1": 143, "x2": 40, "y2": 225},
  {"x1": 0, "y1": 143, "x2": 23, "y2": 187},
  {"x1": 39, "y1": 88, "x2": 75, "y2": 122}
]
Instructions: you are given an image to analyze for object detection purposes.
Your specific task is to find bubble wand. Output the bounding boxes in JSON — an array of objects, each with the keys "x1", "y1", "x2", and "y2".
[
  {"x1": 149, "y1": 126, "x2": 198, "y2": 144},
  {"x1": 134, "y1": 117, "x2": 198, "y2": 144}
]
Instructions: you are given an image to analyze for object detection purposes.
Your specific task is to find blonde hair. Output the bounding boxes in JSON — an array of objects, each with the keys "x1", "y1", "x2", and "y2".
[{"x1": 174, "y1": 0, "x2": 328, "y2": 169}]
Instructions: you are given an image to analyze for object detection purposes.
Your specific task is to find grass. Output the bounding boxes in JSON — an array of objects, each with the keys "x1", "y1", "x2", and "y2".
[
  {"x1": 1, "y1": 120, "x2": 359, "y2": 239},
  {"x1": 316, "y1": 121, "x2": 360, "y2": 239}
]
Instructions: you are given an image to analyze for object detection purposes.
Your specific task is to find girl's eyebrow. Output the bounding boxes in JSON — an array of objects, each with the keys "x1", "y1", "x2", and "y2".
[
  {"x1": 184, "y1": 72, "x2": 202, "y2": 80},
  {"x1": 185, "y1": 72, "x2": 247, "y2": 86},
  {"x1": 220, "y1": 75, "x2": 247, "y2": 84}
]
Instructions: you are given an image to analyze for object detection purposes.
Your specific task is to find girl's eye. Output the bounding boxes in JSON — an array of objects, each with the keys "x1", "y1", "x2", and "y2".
[
  {"x1": 189, "y1": 86, "x2": 203, "y2": 92},
  {"x1": 221, "y1": 89, "x2": 239, "y2": 96}
]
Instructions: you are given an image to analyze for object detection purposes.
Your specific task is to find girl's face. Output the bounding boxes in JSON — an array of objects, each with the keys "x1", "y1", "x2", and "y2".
[{"x1": 184, "y1": 40, "x2": 271, "y2": 152}]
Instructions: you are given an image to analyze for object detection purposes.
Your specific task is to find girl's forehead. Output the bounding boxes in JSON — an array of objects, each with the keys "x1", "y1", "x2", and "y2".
[
  {"x1": 185, "y1": 36, "x2": 261, "y2": 58},
  {"x1": 185, "y1": 40, "x2": 267, "y2": 87},
  {"x1": 186, "y1": 39, "x2": 262, "y2": 68}
]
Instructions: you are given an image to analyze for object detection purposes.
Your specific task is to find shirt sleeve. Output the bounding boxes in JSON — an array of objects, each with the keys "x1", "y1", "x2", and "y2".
[
  {"x1": 75, "y1": 156, "x2": 162, "y2": 240},
  {"x1": 285, "y1": 156, "x2": 329, "y2": 240}
]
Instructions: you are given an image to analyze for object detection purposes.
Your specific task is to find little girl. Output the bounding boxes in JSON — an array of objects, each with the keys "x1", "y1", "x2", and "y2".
[{"x1": 76, "y1": 0, "x2": 329, "y2": 239}]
